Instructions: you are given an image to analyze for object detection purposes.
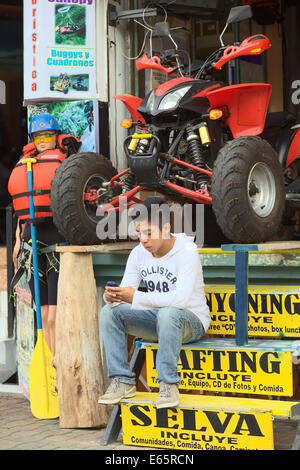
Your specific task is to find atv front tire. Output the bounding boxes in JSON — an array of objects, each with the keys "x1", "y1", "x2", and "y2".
[
  {"x1": 211, "y1": 136, "x2": 285, "y2": 243},
  {"x1": 50, "y1": 152, "x2": 120, "y2": 245}
]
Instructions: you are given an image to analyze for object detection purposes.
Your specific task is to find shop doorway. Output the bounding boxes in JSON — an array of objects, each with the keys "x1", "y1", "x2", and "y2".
[{"x1": 0, "y1": 0, "x2": 25, "y2": 244}]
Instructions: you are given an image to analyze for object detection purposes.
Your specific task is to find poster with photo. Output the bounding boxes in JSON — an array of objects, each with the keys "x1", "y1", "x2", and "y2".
[
  {"x1": 24, "y1": 0, "x2": 97, "y2": 102},
  {"x1": 27, "y1": 100, "x2": 99, "y2": 153}
]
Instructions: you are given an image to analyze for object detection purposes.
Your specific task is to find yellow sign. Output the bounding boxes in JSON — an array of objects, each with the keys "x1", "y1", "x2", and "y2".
[
  {"x1": 205, "y1": 285, "x2": 300, "y2": 337},
  {"x1": 121, "y1": 397, "x2": 274, "y2": 450},
  {"x1": 145, "y1": 345, "x2": 293, "y2": 396}
]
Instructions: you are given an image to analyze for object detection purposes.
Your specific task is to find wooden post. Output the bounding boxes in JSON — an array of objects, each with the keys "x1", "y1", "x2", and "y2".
[{"x1": 55, "y1": 251, "x2": 108, "y2": 428}]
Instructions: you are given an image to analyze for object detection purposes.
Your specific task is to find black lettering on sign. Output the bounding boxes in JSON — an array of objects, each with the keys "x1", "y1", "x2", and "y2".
[
  {"x1": 228, "y1": 293, "x2": 235, "y2": 312},
  {"x1": 181, "y1": 409, "x2": 206, "y2": 432},
  {"x1": 284, "y1": 294, "x2": 300, "y2": 315},
  {"x1": 178, "y1": 350, "x2": 192, "y2": 370},
  {"x1": 259, "y1": 352, "x2": 280, "y2": 374},
  {"x1": 260, "y1": 294, "x2": 268, "y2": 314},
  {"x1": 240, "y1": 351, "x2": 257, "y2": 373},
  {"x1": 248, "y1": 294, "x2": 259, "y2": 312},
  {"x1": 151, "y1": 347, "x2": 282, "y2": 375},
  {"x1": 214, "y1": 293, "x2": 227, "y2": 312},
  {"x1": 203, "y1": 411, "x2": 265, "y2": 437},
  {"x1": 207, "y1": 350, "x2": 226, "y2": 371},
  {"x1": 190, "y1": 349, "x2": 206, "y2": 371},
  {"x1": 202, "y1": 411, "x2": 235, "y2": 433},
  {"x1": 228, "y1": 351, "x2": 238, "y2": 372},
  {"x1": 232, "y1": 413, "x2": 265, "y2": 437},
  {"x1": 269, "y1": 294, "x2": 283, "y2": 314},
  {"x1": 206, "y1": 291, "x2": 300, "y2": 315},
  {"x1": 129, "y1": 406, "x2": 265, "y2": 438},
  {"x1": 155, "y1": 408, "x2": 179, "y2": 430},
  {"x1": 150, "y1": 349, "x2": 195, "y2": 371},
  {"x1": 130, "y1": 405, "x2": 152, "y2": 426},
  {"x1": 151, "y1": 349, "x2": 157, "y2": 371},
  {"x1": 206, "y1": 293, "x2": 213, "y2": 311}
]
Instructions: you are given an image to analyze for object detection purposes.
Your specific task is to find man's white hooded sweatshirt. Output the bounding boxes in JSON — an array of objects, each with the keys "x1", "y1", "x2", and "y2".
[{"x1": 115, "y1": 233, "x2": 211, "y2": 332}]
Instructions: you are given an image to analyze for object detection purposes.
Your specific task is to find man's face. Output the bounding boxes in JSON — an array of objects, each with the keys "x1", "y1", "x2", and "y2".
[
  {"x1": 32, "y1": 130, "x2": 57, "y2": 153},
  {"x1": 136, "y1": 220, "x2": 170, "y2": 256}
]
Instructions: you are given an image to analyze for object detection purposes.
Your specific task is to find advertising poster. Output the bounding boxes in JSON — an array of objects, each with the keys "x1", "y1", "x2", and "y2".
[
  {"x1": 205, "y1": 285, "x2": 300, "y2": 338},
  {"x1": 16, "y1": 275, "x2": 35, "y2": 399},
  {"x1": 145, "y1": 343, "x2": 293, "y2": 396},
  {"x1": 27, "y1": 99, "x2": 99, "y2": 153},
  {"x1": 24, "y1": 0, "x2": 97, "y2": 102},
  {"x1": 121, "y1": 398, "x2": 274, "y2": 450}
]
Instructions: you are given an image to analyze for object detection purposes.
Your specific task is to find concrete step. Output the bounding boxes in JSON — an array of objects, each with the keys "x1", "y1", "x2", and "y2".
[
  {"x1": 0, "y1": 383, "x2": 23, "y2": 394},
  {"x1": 0, "y1": 339, "x2": 17, "y2": 384}
]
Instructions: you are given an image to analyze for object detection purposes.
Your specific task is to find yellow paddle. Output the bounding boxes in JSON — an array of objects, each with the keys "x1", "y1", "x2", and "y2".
[
  {"x1": 22, "y1": 158, "x2": 59, "y2": 419},
  {"x1": 29, "y1": 330, "x2": 59, "y2": 419}
]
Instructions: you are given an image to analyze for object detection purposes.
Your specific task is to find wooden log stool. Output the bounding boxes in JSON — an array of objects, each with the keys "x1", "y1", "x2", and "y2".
[{"x1": 55, "y1": 249, "x2": 109, "y2": 428}]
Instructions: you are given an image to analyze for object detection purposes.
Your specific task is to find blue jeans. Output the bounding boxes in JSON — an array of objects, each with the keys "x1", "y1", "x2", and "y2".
[{"x1": 99, "y1": 302, "x2": 205, "y2": 386}]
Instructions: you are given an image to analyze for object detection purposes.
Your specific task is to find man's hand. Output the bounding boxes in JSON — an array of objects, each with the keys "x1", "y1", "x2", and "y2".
[
  {"x1": 104, "y1": 286, "x2": 135, "y2": 304},
  {"x1": 104, "y1": 289, "x2": 117, "y2": 303}
]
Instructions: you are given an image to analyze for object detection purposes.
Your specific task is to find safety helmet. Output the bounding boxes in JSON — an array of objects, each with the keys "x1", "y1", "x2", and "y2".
[{"x1": 29, "y1": 114, "x2": 60, "y2": 137}]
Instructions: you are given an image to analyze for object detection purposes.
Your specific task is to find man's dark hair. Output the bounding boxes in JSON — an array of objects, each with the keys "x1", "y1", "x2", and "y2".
[{"x1": 130, "y1": 196, "x2": 172, "y2": 231}]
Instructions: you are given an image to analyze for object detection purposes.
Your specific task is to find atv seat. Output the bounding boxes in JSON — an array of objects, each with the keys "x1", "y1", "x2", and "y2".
[
  {"x1": 260, "y1": 111, "x2": 299, "y2": 151},
  {"x1": 264, "y1": 111, "x2": 298, "y2": 129}
]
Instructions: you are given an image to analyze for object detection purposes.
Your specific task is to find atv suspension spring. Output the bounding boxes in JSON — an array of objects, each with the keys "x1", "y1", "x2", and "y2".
[
  {"x1": 122, "y1": 170, "x2": 137, "y2": 193},
  {"x1": 186, "y1": 127, "x2": 208, "y2": 187}
]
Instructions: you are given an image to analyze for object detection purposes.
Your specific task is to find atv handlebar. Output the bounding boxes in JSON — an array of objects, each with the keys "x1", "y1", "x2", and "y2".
[
  {"x1": 136, "y1": 53, "x2": 175, "y2": 75},
  {"x1": 136, "y1": 34, "x2": 271, "y2": 79},
  {"x1": 213, "y1": 34, "x2": 271, "y2": 70}
]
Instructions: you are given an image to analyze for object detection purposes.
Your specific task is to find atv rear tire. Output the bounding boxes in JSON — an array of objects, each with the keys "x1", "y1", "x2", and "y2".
[
  {"x1": 50, "y1": 152, "x2": 120, "y2": 245},
  {"x1": 211, "y1": 136, "x2": 285, "y2": 243}
]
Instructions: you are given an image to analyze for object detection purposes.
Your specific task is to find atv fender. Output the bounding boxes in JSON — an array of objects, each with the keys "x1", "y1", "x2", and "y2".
[
  {"x1": 282, "y1": 125, "x2": 300, "y2": 168},
  {"x1": 194, "y1": 83, "x2": 272, "y2": 138},
  {"x1": 114, "y1": 94, "x2": 146, "y2": 125}
]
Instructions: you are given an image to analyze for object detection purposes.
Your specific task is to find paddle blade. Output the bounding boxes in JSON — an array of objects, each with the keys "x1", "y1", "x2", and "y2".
[{"x1": 29, "y1": 330, "x2": 59, "y2": 419}]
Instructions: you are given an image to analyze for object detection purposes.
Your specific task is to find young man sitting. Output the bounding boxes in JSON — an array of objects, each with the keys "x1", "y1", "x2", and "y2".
[{"x1": 98, "y1": 196, "x2": 210, "y2": 409}]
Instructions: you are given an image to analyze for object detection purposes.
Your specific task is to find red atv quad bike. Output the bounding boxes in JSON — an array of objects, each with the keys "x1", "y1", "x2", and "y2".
[{"x1": 50, "y1": 5, "x2": 300, "y2": 246}]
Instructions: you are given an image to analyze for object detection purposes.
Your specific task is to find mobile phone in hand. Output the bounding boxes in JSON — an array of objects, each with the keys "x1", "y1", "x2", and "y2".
[{"x1": 106, "y1": 281, "x2": 118, "y2": 287}]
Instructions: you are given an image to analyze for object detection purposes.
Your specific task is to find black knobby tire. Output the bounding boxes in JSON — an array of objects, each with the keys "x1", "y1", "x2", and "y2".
[
  {"x1": 211, "y1": 136, "x2": 285, "y2": 243},
  {"x1": 50, "y1": 152, "x2": 119, "y2": 245}
]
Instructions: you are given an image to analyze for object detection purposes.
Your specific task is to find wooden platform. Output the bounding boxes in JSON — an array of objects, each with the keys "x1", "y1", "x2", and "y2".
[
  {"x1": 56, "y1": 242, "x2": 138, "y2": 253},
  {"x1": 56, "y1": 240, "x2": 300, "y2": 254},
  {"x1": 222, "y1": 241, "x2": 300, "y2": 253},
  {"x1": 121, "y1": 392, "x2": 300, "y2": 418},
  {"x1": 137, "y1": 338, "x2": 300, "y2": 354}
]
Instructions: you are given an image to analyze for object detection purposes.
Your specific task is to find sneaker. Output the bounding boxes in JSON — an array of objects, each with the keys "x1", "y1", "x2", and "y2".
[
  {"x1": 98, "y1": 377, "x2": 136, "y2": 405},
  {"x1": 156, "y1": 382, "x2": 179, "y2": 409}
]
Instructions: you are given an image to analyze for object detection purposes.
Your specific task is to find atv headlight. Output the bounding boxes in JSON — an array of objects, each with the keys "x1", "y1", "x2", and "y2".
[
  {"x1": 158, "y1": 86, "x2": 192, "y2": 111},
  {"x1": 143, "y1": 90, "x2": 155, "y2": 113}
]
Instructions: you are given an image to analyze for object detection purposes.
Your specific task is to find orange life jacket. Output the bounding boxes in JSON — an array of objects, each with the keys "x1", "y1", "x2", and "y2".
[{"x1": 8, "y1": 134, "x2": 79, "y2": 222}]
